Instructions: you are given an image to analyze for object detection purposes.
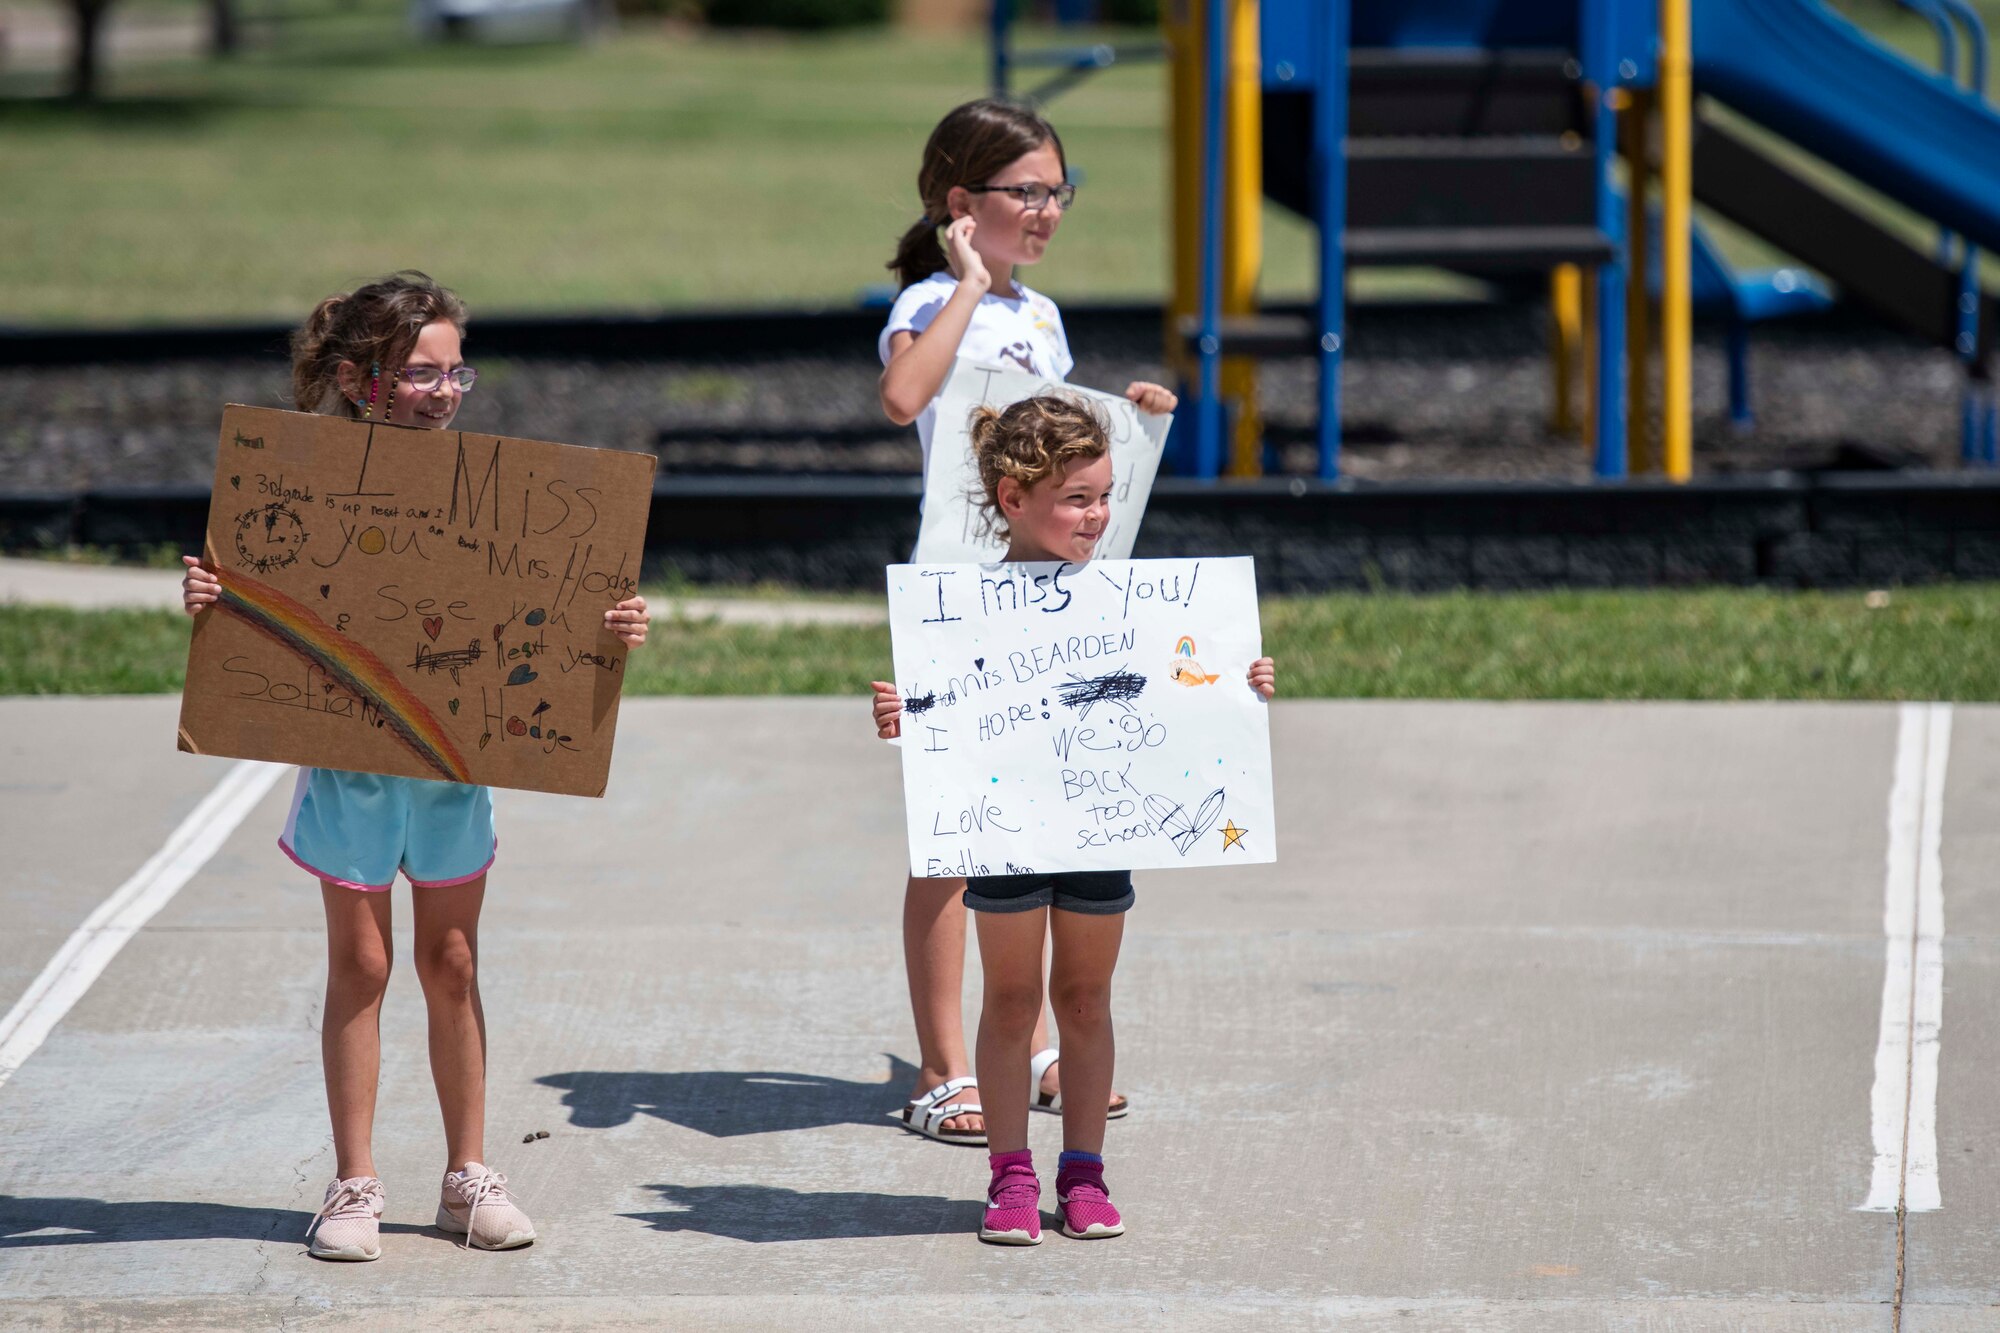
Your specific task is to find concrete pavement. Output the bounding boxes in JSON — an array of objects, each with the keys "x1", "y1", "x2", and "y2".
[{"x1": 1, "y1": 698, "x2": 1996, "y2": 1328}]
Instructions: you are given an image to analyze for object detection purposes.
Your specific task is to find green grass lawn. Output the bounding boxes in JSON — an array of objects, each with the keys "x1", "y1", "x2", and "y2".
[
  {"x1": 9, "y1": 583, "x2": 2000, "y2": 698},
  {"x1": 12, "y1": 0, "x2": 1995, "y2": 325},
  {"x1": 0, "y1": 7, "x2": 1327, "y2": 323}
]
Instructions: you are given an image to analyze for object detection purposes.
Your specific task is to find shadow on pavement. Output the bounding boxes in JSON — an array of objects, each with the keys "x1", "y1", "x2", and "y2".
[
  {"x1": 0, "y1": 1196, "x2": 428, "y2": 1248},
  {"x1": 623, "y1": 1184, "x2": 983, "y2": 1242},
  {"x1": 538, "y1": 1055, "x2": 923, "y2": 1138}
]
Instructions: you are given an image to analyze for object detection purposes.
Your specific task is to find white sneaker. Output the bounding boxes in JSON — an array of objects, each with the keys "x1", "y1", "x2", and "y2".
[
  {"x1": 437, "y1": 1163, "x2": 535, "y2": 1250},
  {"x1": 307, "y1": 1176, "x2": 385, "y2": 1261}
]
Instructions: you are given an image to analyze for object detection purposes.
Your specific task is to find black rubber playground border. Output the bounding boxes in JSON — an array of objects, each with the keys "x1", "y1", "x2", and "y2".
[
  {"x1": 0, "y1": 302, "x2": 1176, "y2": 367},
  {"x1": 8, "y1": 470, "x2": 2000, "y2": 593}
]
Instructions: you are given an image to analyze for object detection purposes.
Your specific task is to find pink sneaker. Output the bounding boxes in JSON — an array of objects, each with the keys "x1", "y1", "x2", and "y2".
[
  {"x1": 437, "y1": 1163, "x2": 536, "y2": 1250},
  {"x1": 1055, "y1": 1160, "x2": 1124, "y2": 1239},
  {"x1": 979, "y1": 1152, "x2": 1042, "y2": 1246},
  {"x1": 306, "y1": 1176, "x2": 385, "y2": 1262}
]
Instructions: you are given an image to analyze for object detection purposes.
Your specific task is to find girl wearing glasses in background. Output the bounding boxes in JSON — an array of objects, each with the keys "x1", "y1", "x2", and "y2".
[
  {"x1": 181, "y1": 271, "x2": 651, "y2": 1262},
  {"x1": 877, "y1": 100, "x2": 1176, "y2": 1148}
]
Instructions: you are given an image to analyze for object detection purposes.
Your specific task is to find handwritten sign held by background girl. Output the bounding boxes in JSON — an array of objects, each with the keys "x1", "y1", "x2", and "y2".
[{"x1": 914, "y1": 360, "x2": 1172, "y2": 561}]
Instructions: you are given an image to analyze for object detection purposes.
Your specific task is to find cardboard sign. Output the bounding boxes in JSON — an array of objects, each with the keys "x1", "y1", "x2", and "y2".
[
  {"x1": 887, "y1": 557, "x2": 1276, "y2": 877},
  {"x1": 913, "y1": 360, "x2": 1171, "y2": 561},
  {"x1": 177, "y1": 405, "x2": 655, "y2": 797}
]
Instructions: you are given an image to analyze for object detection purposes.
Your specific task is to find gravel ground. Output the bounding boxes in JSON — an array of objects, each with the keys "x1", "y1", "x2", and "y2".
[{"x1": 0, "y1": 304, "x2": 1973, "y2": 491}]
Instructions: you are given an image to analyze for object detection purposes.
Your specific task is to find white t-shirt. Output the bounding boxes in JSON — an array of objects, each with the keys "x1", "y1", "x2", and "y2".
[{"x1": 878, "y1": 272, "x2": 1074, "y2": 469}]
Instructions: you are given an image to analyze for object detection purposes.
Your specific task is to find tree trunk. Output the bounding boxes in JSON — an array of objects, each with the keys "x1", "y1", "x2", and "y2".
[
  {"x1": 209, "y1": 0, "x2": 240, "y2": 56},
  {"x1": 69, "y1": 0, "x2": 108, "y2": 101}
]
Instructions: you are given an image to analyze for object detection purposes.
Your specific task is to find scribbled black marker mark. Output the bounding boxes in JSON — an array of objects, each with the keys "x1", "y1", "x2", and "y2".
[
  {"x1": 903, "y1": 691, "x2": 939, "y2": 716},
  {"x1": 1054, "y1": 668, "x2": 1147, "y2": 720},
  {"x1": 410, "y1": 639, "x2": 483, "y2": 685},
  {"x1": 1144, "y1": 788, "x2": 1226, "y2": 856}
]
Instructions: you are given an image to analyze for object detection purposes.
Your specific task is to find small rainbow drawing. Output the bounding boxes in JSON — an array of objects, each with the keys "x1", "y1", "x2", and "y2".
[
  {"x1": 215, "y1": 569, "x2": 471, "y2": 783},
  {"x1": 1168, "y1": 634, "x2": 1219, "y2": 687}
]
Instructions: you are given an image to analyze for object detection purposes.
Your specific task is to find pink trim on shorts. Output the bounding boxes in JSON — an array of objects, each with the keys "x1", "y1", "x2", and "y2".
[
  {"x1": 278, "y1": 837, "x2": 392, "y2": 893},
  {"x1": 405, "y1": 843, "x2": 497, "y2": 889}
]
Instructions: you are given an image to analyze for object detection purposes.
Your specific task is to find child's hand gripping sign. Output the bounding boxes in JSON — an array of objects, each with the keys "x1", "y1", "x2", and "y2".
[
  {"x1": 177, "y1": 405, "x2": 655, "y2": 797},
  {"x1": 886, "y1": 556, "x2": 1276, "y2": 877}
]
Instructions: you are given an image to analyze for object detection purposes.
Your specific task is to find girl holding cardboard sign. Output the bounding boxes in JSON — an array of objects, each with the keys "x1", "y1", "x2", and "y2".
[
  {"x1": 879, "y1": 98, "x2": 1177, "y2": 1146},
  {"x1": 181, "y1": 272, "x2": 652, "y2": 1263},
  {"x1": 873, "y1": 395, "x2": 1276, "y2": 1243}
]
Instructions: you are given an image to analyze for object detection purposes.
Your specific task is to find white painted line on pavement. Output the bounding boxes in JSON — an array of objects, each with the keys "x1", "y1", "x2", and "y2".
[
  {"x1": 0, "y1": 758, "x2": 286, "y2": 1092},
  {"x1": 1861, "y1": 703, "x2": 1950, "y2": 1213}
]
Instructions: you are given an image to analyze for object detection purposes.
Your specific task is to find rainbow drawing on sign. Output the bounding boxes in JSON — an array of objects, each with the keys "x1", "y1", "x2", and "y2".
[
  {"x1": 1169, "y1": 635, "x2": 1219, "y2": 687},
  {"x1": 214, "y1": 569, "x2": 471, "y2": 783}
]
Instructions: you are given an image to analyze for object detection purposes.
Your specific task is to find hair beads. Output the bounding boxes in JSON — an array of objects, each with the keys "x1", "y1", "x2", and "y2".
[
  {"x1": 363, "y1": 363, "x2": 381, "y2": 419},
  {"x1": 383, "y1": 371, "x2": 398, "y2": 420}
]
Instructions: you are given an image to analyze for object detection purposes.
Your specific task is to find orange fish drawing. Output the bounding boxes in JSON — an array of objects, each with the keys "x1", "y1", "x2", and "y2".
[{"x1": 1169, "y1": 635, "x2": 1220, "y2": 687}]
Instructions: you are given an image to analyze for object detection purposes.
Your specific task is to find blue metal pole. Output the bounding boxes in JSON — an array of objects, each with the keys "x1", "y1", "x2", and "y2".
[
  {"x1": 991, "y1": 0, "x2": 1011, "y2": 97},
  {"x1": 1935, "y1": 0, "x2": 1988, "y2": 462},
  {"x1": 1194, "y1": 0, "x2": 1227, "y2": 479},
  {"x1": 1727, "y1": 319, "x2": 1752, "y2": 430},
  {"x1": 1584, "y1": 0, "x2": 1627, "y2": 478},
  {"x1": 1314, "y1": 0, "x2": 1350, "y2": 481}
]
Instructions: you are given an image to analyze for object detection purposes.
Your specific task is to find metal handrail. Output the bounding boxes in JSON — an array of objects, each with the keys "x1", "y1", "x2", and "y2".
[
  {"x1": 1892, "y1": 0, "x2": 1992, "y2": 461},
  {"x1": 1890, "y1": 0, "x2": 1958, "y2": 263},
  {"x1": 989, "y1": 1, "x2": 1166, "y2": 103},
  {"x1": 1931, "y1": 0, "x2": 1992, "y2": 459}
]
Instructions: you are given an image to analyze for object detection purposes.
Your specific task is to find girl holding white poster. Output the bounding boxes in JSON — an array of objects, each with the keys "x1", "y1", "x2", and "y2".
[
  {"x1": 877, "y1": 98, "x2": 1179, "y2": 1146},
  {"x1": 872, "y1": 397, "x2": 1275, "y2": 1245}
]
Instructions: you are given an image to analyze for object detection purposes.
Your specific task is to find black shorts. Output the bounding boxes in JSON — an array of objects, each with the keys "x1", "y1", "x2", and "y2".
[{"x1": 963, "y1": 870, "x2": 1135, "y2": 916}]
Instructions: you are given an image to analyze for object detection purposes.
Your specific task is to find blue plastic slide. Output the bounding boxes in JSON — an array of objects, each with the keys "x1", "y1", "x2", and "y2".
[{"x1": 1693, "y1": 0, "x2": 2000, "y2": 254}]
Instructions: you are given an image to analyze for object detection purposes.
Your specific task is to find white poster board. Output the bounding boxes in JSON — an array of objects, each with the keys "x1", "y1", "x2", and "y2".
[
  {"x1": 913, "y1": 360, "x2": 1172, "y2": 561},
  {"x1": 888, "y1": 556, "x2": 1276, "y2": 877}
]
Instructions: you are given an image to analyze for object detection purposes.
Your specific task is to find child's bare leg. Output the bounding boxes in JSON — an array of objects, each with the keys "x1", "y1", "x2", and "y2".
[
  {"x1": 412, "y1": 877, "x2": 487, "y2": 1172},
  {"x1": 320, "y1": 882, "x2": 393, "y2": 1180},
  {"x1": 1031, "y1": 930, "x2": 1125, "y2": 1111},
  {"x1": 972, "y1": 906, "x2": 1051, "y2": 1155},
  {"x1": 904, "y1": 874, "x2": 982, "y2": 1133},
  {"x1": 1048, "y1": 908, "x2": 1124, "y2": 1156}
]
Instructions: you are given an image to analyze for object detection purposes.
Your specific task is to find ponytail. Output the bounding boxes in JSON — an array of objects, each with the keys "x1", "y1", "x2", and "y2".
[
  {"x1": 888, "y1": 216, "x2": 949, "y2": 293},
  {"x1": 290, "y1": 294, "x2": 349, "y2": 415}
]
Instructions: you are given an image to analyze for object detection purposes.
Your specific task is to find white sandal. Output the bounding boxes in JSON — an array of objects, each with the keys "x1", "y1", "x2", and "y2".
[
  {"x1": 896, "y1": 1076, "x2": 987, "y2": 1145},
  {"x1": 1030, "y1": 1047, "x2": 1130, "y2": 1119}
]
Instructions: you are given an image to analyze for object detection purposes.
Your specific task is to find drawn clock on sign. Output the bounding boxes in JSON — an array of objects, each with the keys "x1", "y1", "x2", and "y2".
[{"x1": 233, "y1": 502, "x2": 308, "y2": 573}]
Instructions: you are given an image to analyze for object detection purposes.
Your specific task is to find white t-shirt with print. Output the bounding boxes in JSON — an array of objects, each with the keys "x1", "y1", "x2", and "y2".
[{"x1": 878, "y1": 272, "x2": 1074, "y2": 469}]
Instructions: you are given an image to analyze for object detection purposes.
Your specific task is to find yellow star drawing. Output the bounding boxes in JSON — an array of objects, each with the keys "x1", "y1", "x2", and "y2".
[{"x1": 1219, "y1": 819, "x2": 1249, "y2": 852}]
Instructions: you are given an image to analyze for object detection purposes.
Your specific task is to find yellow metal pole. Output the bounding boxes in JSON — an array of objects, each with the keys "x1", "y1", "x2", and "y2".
[
  {"x1": 1550, "y1": 264, "x2": 1582, "y2": 437},
  {"x1": 1223, "y1": 0, "x2": 1263, "y2": 477},
  {"x1": 1661, "y1": 0, "x2": 1694, "y2": 480},
  {"x1": 1166, "y1": 0, "x2": 1203, "y2": 382},
  {"x1": 1581, "y1": 267, "x2": 1599, "y2": 457},
  {"x1": 1622, "y1": 88, "x2": 1653, "y2": 475}
]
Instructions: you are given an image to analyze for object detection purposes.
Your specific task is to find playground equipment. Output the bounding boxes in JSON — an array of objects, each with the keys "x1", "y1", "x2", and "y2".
[{"x1": 1134, "y1": 0, "x2": 2000, "y2": 480}]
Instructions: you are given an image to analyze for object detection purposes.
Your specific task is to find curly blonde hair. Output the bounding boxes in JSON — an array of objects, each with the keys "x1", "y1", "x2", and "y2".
[{"x1": 969, "y1": 393, "x2": 1110, "y2": 542}]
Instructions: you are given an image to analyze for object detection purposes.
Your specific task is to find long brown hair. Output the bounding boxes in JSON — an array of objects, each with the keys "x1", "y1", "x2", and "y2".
[
  {"x1": 291, "y1": 271, "x2": 467, "y2": 417},
  {"x1": 887, "y1": 98, "x2": 1066, "y2": 291}
]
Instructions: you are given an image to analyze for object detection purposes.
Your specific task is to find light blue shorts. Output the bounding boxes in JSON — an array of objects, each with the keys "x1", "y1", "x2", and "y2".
[{"x1": 279, "y1": 767, "x2": 496, "y2": 892}]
